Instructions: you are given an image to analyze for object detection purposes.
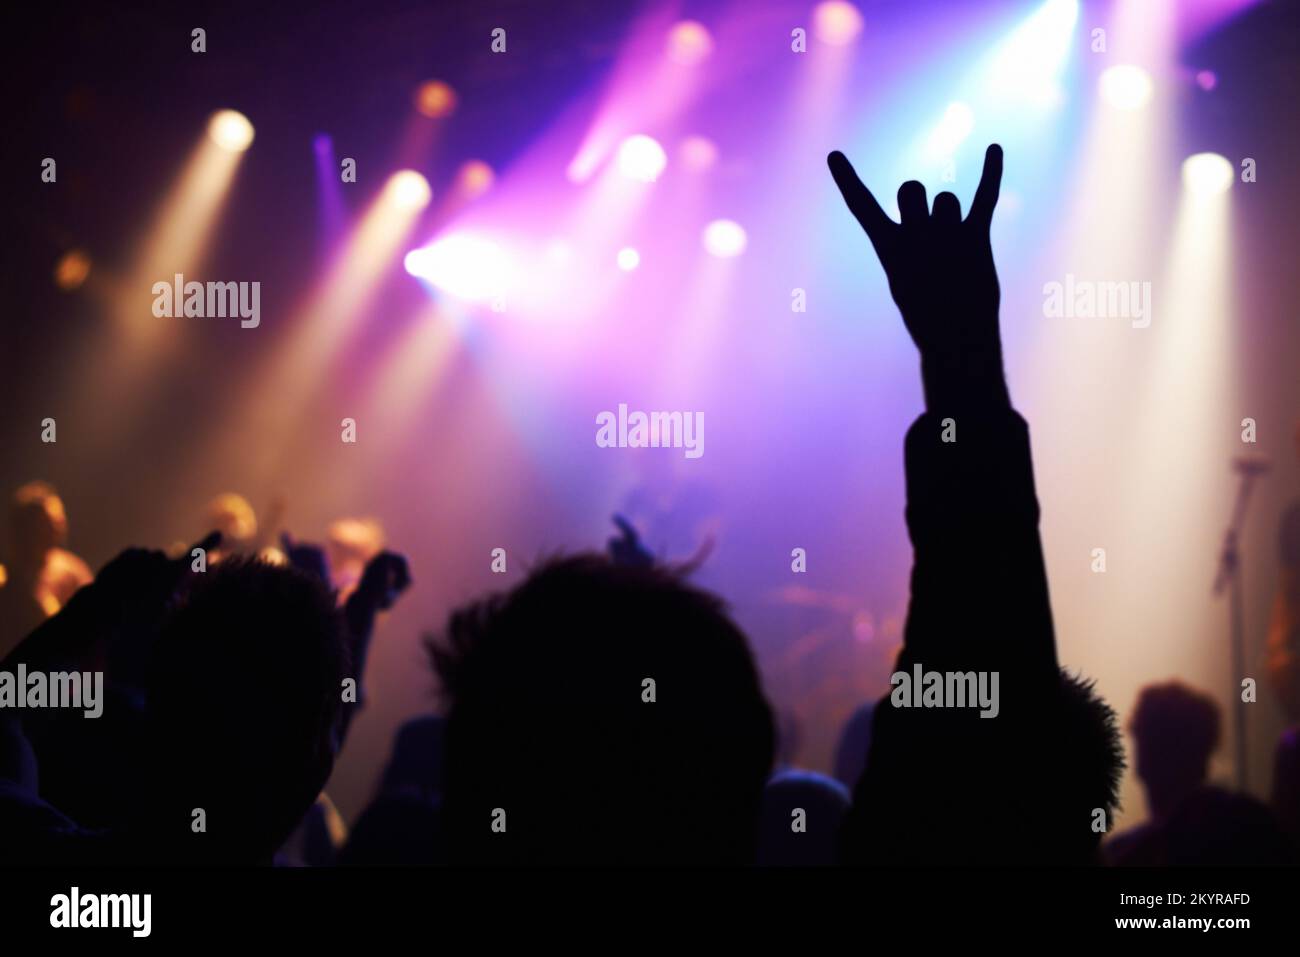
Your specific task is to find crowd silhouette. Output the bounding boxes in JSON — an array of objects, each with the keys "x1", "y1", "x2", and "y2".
[{"x1": 1, "y1": 145, "x2": 1296, "y2": 868}]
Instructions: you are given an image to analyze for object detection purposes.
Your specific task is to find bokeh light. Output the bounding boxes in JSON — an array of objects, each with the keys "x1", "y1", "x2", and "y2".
[
  {"x1": 616, "y1": 247, "x2": 641, "y2": 271},
  {"x1": 1182, "y1": 152, "x2": 1234, "y2": 196},
  {"x1": 702, "y1": 219, "x2": 747, "y2": 258},
  {"x1": 616, "y1": 134, "x2": 668, "y2": 182},
  {"x1": 207, "y1": 109, "x2": 255, "y2": 152},
  {"x1": 813, "y1": 1, "x2": 865, "y2": 46},
  {"x1": 667, "y1": 20, "x2": 713, "y2": 64},
  {"x1": 387, "y1": 170, "x2": 432, "y2": 210},
  {"x1": 54, "y1": 249, "x2": 91, "y2": 291},
  {"x1": 1099, "y1": 64, "x2": 1153, "y2": 110},
  {"x1": 679, "y1": 135, "x2": 719, "y2": 172},
  {"x1": 414, "y1": 80, "x2": 457, "y2": 118}
]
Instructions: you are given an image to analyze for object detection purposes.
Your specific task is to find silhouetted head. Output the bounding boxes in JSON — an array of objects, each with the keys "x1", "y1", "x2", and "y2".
[
  {"x1": 144, "y1": 558, "x2": 349, "y2": 864},
  {"x1": 429, "y1": 554, "x2": 775, "y2": 865},
  {"x1": 757, "y1": 769, "x2": 849, "y2": 866},
  {"x1": 9, "y1": 481, "x2": 67, "y2": 569},
  {"x1": 1040, "y1": 672, "x2": 1126, "y2": 862},
  {"x1": 1164, "y1": 785, "x2": 1296, "y2": 866},
  {"x1": 1129, "y1": 681, "x2": 1219, "y2": 819},
  {"x1": 1273, "y1": 726, "x2": 1300, "y2": 843},
  {"x1": 841, "y1": 670, "x2": 1123, "y2": 865}
]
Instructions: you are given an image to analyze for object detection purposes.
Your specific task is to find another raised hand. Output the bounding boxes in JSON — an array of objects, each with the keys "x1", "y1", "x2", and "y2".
[
  {"x1": 280, "y1": 531, "x2": 330, "y2": 585},
  {"x1": 607, "y1": 514, "x2": 655, "y2": 569}
]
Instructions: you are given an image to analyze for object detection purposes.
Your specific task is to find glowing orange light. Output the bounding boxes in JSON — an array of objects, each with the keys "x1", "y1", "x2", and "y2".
[
  {"x1": 458, "y1": 159, "x2": 495, "y2": 196},
  {"x1": 54, "y1": 249, "x2": 91, "y2": 290},
  {"x1": 414, "y1": 80, "x2": 457, "y2": 119}
]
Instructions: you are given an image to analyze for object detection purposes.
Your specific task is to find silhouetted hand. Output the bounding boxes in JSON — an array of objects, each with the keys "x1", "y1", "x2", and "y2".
[
  {"x1": 340, "y1": 550, "x2": 411, "y2": 736},
  {"x1": 828, "y1": 144, "x2": 1010, "y2": 408},
  {"x1": 4, "y1": 532, "x2": 221, "y2": 673},
  {"x1": 350, "y1": 551, "x2": 411, "y2": 614},
  {"x1": 94, "y1": 531, "x2": 222, "y2": 627},
  {"x1": 281, "y1": 532, "x2": 330, "y2": 585},
  {"x1": 608, "y1": 514, "x2": 655, "y2": 569}
]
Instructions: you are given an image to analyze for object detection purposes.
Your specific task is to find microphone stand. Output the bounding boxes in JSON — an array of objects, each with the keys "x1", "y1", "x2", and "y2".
[{"x1": 1212, "y1": 465, "x2": 1263, "y2": 790}]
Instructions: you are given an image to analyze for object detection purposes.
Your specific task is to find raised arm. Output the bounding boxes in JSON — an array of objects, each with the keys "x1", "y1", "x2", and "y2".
[{"x1": 828, "y1": 144, "x2": 1056, "y2": 683}]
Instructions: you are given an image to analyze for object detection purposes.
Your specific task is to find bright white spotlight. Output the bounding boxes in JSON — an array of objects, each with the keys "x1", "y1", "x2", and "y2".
[
  {"x1": 208, "y1": 109, "x2": 255, "y2": 152},
  {"x1": 923, "y1": 102, "x2": 975, "y2": 161},
  {"x1": 405, "y1": 234, "x2": 510, "y2": 301},
  {"x1": 667, "y1": 20, "x2": 713, "y2": 64},
  {"x1": 985, "y1": 0, "x2": 1078, "y2": 106},
  {"x1": 702, "y1": 219, "x2": 747, "y2": 258},
  {"x1": 387, "y1": 170, "x2": 432, "y2": 211},
  {"x1": 813, "y1": 1, "x2": 864, "y2": 45},
  {"x1": 616, "y1": 247, "x2": 641, "y2": 271},
  {"x1": 616, "y1": 135, "x2": 667, "y2": 183},
  {"x1": 1182, "y1": 152, "x2": 1234, "y2": 196},
  {"x1": 1099, "y1": 65, "x2": 1153, "y2": 110}
]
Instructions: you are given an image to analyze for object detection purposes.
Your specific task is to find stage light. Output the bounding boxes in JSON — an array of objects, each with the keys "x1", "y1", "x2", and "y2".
[
  {"x1": 1099, "y1": 65, "x2": 1153, "y2": 110},
  {"x1": 387, "y1": 170, "x2": 432, "y2": 211},
  {"x1": 208, "y1": 109, "x2": 254, "y2": 152},
  {"x1": 405, "y1": 234, "x2": 510, "y2": 302},
  {"x1": 616, "y1": 247, "x2": 640, "y2": 271},
  {"x1": 923, "y1": 101, "x2": 975, "y2": 161},
  {"x1": 813, "y1": 1, "x2": 864, "y2": 46},
  {"x1": 1182, "y1": 152, "x2": 1233, "y2": 196},
  {"x1": 616, "y1": 134, "x2": 667, "y2": 182},
  {"x1": 702, "y1": 219, "x2": 747, "y2": 258},
  {"x1": 414, "y1": 80, "x2": 457, "y2": 119},
  {"x1": 984, "y1": 0, "x2": 1078, "y2": 106},
  {"x1": 679, "y1": 135, "x2": 718, "y2": 172},
  {"x1": 1196, "y1": 70, "x2": 1218, "y2": 92},
  {"x1": 458, "y1": 159, "x2": 495, "y2": 197},
  {"x1": 54, "y1": 249, "x2": 91, "y2": 290},
  {"x1": 667, "y1": 20, "x2": 713, "y2": 64}
]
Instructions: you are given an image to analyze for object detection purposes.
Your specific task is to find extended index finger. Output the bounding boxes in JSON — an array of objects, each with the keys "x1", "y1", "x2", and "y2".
[
  {"x1": 828, "y1": 150, "x2": 895, "y2": 255},
  {"x1": 968, "y1": 143, "x2": 1003, "y2": 230}
]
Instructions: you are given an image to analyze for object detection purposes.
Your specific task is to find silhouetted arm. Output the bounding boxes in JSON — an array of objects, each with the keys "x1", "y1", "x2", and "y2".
[
  {"x1": 339, "y1": 551, "x2": 410, "y2": 739},
  {"x1": 828, "y1": 146, "x2": 1063, "y2": 863},
  {"x1": 828, "y1": 144, "x2": 1057, "y2": 681}
]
